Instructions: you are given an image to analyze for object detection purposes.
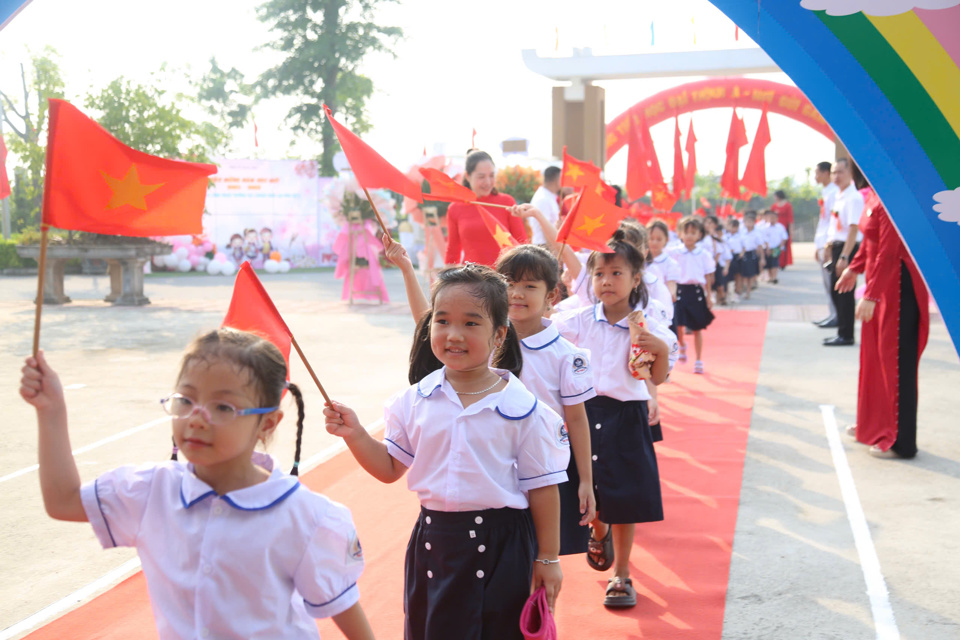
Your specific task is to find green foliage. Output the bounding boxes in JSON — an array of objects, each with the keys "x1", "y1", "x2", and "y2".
[
  {"x1": 257, "y1": 0, "x2": 403, "y2": 175},
  {"x1": 195, "y1": 57, "x2": 254, "y2": 131},
  {"x1": 0, "y1": 47, "x2": 66, "y2": 231},
  {"x1": 84, "y1": 76, "x2": 225, "y2": 162},
  {"x1": 495, "y1": 165, "x2": 541, "y2": 204}
]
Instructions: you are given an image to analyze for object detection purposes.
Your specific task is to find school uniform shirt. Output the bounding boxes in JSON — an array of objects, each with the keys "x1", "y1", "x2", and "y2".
[
  {"x1": 529, "y1": 185, "x2": 561, "y2": 246},
  {"x1": 726, "y1": 232, "x2": 744, "y2": 255},
  {"x1": 815, "y1": 182, "x2": 841, "y2": 251},
  {"x1": 554, "y1": 304, "x2": 679, "y2": 403},
  {"x1": 80, "y1": 452, "x2": 362, "y2": 640},
  {"x1": 648, "y1": 253, "x2": 681, "y2": 285},
  {"x1": 741, "y1": 228, "x2": 764, "y2": 252},
  {"x1": 667, "y1": 245, "x2": 716, "y2": 285},
  {"x1": 764, "y1": 223, "x2": 789, "y2": 249},
  {"x1": 643, "y1": 271, "x2": 675, "y2": 322},
  {"x1": 827, "y1": 183, "x2": 866, "y2": 244},
  {"x1": 519, "y1": 318, "x2": 596, "y2": 417},
  {"x1": 383, "y1": 367, "x2": 570, "y2": 512}
]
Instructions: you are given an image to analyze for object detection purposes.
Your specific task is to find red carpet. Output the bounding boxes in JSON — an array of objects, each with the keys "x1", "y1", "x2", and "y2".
[{"x1": 24, "y1": 310, "x2": 767, "y2": 640}]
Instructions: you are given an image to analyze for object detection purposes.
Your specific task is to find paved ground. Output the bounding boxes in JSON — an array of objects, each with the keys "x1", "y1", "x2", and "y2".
[{"x1": 0, "y1": 244, "x2": 957, "y2": 638}]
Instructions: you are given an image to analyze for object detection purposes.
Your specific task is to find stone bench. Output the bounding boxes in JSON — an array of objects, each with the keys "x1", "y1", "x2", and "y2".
[{"x1": 15, "y1": 243, "x2": 172, "y2": 306}]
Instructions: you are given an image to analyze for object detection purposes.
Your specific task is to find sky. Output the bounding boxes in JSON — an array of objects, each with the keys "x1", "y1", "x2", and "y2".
[{"x1": 0, "y1": 0, "x2": 836, "y2": 188}]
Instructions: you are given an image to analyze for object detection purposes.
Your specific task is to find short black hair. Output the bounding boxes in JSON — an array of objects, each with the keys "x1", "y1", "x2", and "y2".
[
  {"x1": 496, "y1": 244, "x2": 560, "y2": 291},
  {"x1": 543, "y1": 166, "x2": 561, "y2": 183},
  {"x1": 817, "y1": 161, "x2": 832, "y2": 173},
  {"x1": 774, "y1": 189, "x2": 787, "y2": 200}
]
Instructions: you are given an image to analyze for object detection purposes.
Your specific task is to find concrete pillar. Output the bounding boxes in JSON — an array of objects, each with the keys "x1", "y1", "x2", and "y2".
[{"x1": 552, "y1": 81, "x2": 606, "y2": 168}]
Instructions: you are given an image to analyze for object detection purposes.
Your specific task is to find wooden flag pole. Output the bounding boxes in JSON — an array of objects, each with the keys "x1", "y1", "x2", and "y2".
[
  {"x1": 468, "y1": 200, "x2": 511, "y2": 209},
  {"x1": 31, "y1": 225, "x2": 49, "y2": 357},
  {"x1": 360, "y1": 186, "x2": 389, "y2": 236},
  {"x1": 290, "y1": 335, "x2": 332, "y2": 405}
]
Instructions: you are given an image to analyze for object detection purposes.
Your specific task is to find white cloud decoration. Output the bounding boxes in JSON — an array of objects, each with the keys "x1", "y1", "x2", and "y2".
[
  {"x1": 799, "y1": 0, "x2": 960, "y2": 16},
  {"x1": 933, "y1": 188, "x2": 960, "y2": 226}
]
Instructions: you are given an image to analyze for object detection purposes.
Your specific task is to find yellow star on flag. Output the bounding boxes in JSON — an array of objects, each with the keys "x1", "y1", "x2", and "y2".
[
  {"x1": 493, "y1": 224, "x2": 514, "y2": 248},
  {"x1": 577, "y1": 214, "x2": 606, "y2": 236},
  {"x1": 595, "y1": 181, "x2": 606, "y2": 196},
  {"x1": 101, "y1": 164, "x2": 164, "y2": 210},
  {"x1": 564, "y1": 163, "x2": 584, "y2": 183}
]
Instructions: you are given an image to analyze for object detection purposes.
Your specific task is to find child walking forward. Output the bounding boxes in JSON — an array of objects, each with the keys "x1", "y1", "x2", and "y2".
[
  {"x1": 20, "y1": 330, "x2": 373, "y2": 640},
  {"x1": 553, "y1": 230, "x2": 676, "y2": 609},
  {"x1": 669, "y1": 217, "x2": 717, "y2": 374},
  {"x1": 324, "y1": 264, "x2": 568, "y2": 640}
]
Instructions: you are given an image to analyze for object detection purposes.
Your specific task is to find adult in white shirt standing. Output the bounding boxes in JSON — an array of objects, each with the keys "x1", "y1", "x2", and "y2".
[
  {"x1": 824, "y1": 157, "x2": 865, "y2": 346},
  {"x1": 813, "y1": 161, "x2": 841, "y2": 328},
  {"x1": 529, "y1": 166, "x2": 562, "y2": 246}
]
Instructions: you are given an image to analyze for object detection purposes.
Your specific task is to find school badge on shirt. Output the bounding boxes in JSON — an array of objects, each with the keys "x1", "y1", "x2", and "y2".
[
  {"x1": 557, "y1": 421, "x2": 570, "y2": 446},
  {"x1": 349, "y1": 533, "x2": 364, "y2": 563},
  {"x1": 572, "y1": 354, "x2": 589, "y2": 375}
]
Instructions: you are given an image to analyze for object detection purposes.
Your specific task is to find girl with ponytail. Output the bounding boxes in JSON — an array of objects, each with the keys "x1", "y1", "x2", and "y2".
[
  {"x1": 20, "y1": 329, "x2": 373, "y2": 639},
  {"x1": 325, "y1": 263, "x2": 569, "y2": 638}
]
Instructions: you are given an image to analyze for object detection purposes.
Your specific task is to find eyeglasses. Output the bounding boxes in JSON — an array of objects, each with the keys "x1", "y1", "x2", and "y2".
[{"x1": 160, "y1": 393, "x2": 279, "y2": 426}]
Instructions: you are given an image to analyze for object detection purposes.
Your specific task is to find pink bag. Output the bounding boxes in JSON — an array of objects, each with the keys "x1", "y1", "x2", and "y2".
[{"x1": 519, "y1": 587, "x2": 557, "y2": 640}]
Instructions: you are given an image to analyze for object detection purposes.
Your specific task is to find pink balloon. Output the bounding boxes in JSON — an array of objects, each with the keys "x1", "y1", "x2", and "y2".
[
  {"x1": 188, "y1": 255, "x2": 203, "y2": 267},
  {"x1": 201, "y1": 241, "x2": 214, "y2": 253},
  {"x1": 214, "y1": 252, "x2": 228, "y2": 263}
]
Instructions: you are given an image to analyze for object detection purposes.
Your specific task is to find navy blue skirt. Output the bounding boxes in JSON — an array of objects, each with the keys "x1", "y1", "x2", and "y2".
[
  {"x1": 741, "y1": 250, "x2": 761, "y2": 278},
  {"x1": 674, "y1": 284, "x2": 715, "y2": 331},
  {"x1": 712, "y1": 264, "x2": 727, "y2": 291},
  {"x1": 558, "y1": 450, "x2": 591, "y2": 555},
  {"x1": 405, "y1": 507, "x2": 535, "y2": 640},
  {"x1": 585, "y1": 396, "x2": 664, "y2": 525},
  {"x1": 728, "y1": 255, "x2": 742, "y2": 277}
]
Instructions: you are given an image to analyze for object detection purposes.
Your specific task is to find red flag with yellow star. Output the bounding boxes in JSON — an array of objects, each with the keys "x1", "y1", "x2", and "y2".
[
  {"x1": 477, "y1": 205, "x2": 519, "y2": 250},
  {"x1": 41, "y1": 99, "x2": 217, "y2": 236},
  {"x1": 419, "y1": 167, "x2": 476, "y2": 203},
  {"x1": 556, "y1": 186, "x2": 626, "y2": 253},
  {"x1": 222, "y1": 262, "x2": 293, "y2": 376},
  {"x1": 561, "y1": 146, "x2": 602, "y2": 189}
]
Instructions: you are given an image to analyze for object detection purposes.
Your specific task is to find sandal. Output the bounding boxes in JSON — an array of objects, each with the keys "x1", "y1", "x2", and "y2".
[
  {"x1": 586, "y1": 524, "x2": 614, "y2": 572},
  {"x1": 603, "y1": 577, "x2": 637, "y2": 608}
]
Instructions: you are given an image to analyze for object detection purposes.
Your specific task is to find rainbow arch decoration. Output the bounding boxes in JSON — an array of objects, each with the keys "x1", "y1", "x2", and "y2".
[
  {"x1": 708, "y1": 0, "x2": 960, "y2": 351},
  {"x1": 605, "y1": 78, "x2": 834, "y2": 161}
]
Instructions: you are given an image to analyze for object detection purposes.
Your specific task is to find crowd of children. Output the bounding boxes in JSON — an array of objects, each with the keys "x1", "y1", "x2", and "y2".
[{"x1": 19, "y1": 189, "x2": 788, "y2": 639}]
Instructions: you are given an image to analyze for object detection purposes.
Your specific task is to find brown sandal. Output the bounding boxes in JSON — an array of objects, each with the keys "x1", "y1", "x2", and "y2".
[
  {"x1": 586, "y1": 525, "x2": 614, "y2": 571},
  {"x1": 603, "y1": 577, "x2": 637, "y2": 608}
]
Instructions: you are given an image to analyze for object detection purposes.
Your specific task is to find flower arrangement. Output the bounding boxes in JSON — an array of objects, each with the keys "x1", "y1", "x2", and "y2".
[{"x1": 495, "y1": 165, "x2": 541, "y2": 204}]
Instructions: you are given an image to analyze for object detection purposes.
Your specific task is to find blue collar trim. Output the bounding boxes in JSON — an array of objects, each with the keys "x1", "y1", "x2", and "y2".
[{"x1": 592, "y1": 303, "x2": 630, "y2": 330}]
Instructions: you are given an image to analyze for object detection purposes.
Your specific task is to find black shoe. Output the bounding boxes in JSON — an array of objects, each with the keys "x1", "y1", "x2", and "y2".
[
  {"x1": 817, "y1": 319, "x2": 839, "y2": 328},
  {"x1": 823, "y1": 336, "x2": 855, "y2": 346}
]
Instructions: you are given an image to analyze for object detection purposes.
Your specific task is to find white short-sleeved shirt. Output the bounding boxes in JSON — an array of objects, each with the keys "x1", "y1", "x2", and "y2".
[
  {"x1": 384, "y1": 367, "x2": 569, "y2": 511},
  {"x1": 520, "y1": 318, "x2": 596, "y2": 417},
  {"x1": 726, "y1": 232, "x2": 744, "y2": 255},
  {"x1": 643, "y1": 271, "x2": 674, "y2": 321},
  {"x1": 648, "y1": 253, "x2": 680, "y2": 284},
  {"x1": 80, "y1": 453, "x2": 362, "y2": 640},
  {"x1": 827, "y1": 183, "x2": 865, "y2": 244},
  {"x1": 529, "y1": 186, "x2": 561, "y2": 245},
  {"x1": 815, "y1": 182, "x2": 841, "y2": 249},
  {"x1": 554, "y1": 304, "x2": 678, "y2": 402},
  {"x1": 667, "y1": 245, "x2": 716, "y2": 285},
  {"x1": 764, "y1": 223, "x2": 788, "y2": 248},
  {"x1": 741, "y1": 228, "x2": 764, "y2": 252}
]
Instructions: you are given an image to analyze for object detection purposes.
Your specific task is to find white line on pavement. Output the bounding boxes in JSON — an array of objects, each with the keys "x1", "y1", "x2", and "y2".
[
  {"x1": 0, "y1": 416, "x2": 170, "y2": 485},
  {"x1": 0, "y1": 558, "x2": 142, "y2": 640},
  {"x1": 820, "y1": 405, "x2": 900, "y2": 640}
]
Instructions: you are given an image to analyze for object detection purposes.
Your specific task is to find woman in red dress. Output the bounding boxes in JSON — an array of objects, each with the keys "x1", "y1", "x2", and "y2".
[
  {"x1": 444, "y1": 150, "x2": 527, "y2": 266},
  {"x1": 770, "y1": 190, "x2": 794, "y2": 268},
  {"x1": 836, "y1": 187, "x2": 929, "y2": 458}
]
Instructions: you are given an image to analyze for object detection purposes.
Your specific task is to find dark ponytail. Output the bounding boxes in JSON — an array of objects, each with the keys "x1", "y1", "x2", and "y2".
[
  {"x1": 170, "y1": 436, "x2": 178, "y2": 461},
  {"x1": 492, "y1": 322, "x2": 523, "y2": 378},
  {"x1": 589, "y1": 228, "x2": 649, "y2": 310},
  {"x1": 408, "y1": 309, "x2": 444, "y2": 385},
  {"x1": 287, "y1": 382, "x2": 306, "y2": 476}
]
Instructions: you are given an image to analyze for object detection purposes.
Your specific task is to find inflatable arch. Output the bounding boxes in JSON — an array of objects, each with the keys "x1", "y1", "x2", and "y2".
[{"x1": 605, "y1": 77, "x2": 834, "y2": 162}]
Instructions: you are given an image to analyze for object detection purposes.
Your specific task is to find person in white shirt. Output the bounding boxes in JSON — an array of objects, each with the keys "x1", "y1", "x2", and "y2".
[
  {"x1": 528, "y1": 166, "x2": 562, "y2": 245},
  {"x1": 704, "y1": 216, "x2": 733, "y2": 305},
  {"x1": 824, "y1": 157, "x2": 865, "y2": 346},
  {"x1": 762, "y1": 210, "x2": 789, "y2": 284},
  {"x1": 325, "y1": 265, "x2": 567, "y2": 635},
  {"x1": 553, "y1": 230, "x2": 674, "y2": 610},
  {"x1": 725, "y1": 217, "x2": 744, "y2": 299},
  {"x1": 646, "y1": 219, "x2": 680, "y2": 302},
  {"x1": 668, "y1": 217, "x2": 717, "y2": 374},
  {"x1": 740, "y1": 211, "x2": 764, "y2": 298},
  {"x1": 813, "y1": 161, "x2": 841, "y2": 327},
  {"x1": 20, "y1": 330, "x2": 373, "y2": 640}
]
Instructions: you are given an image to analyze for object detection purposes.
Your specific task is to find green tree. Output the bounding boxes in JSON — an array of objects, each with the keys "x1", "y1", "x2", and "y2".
[
  {"x1": 84, "y1": 76, "x2": 225, "y2": 161},
  {"x1": 195, "y1": 57, "x2": 255, "y2": 132},
  {"x1": 0, "y1": 47, "x2": 65, "y2": 232},
  {"x1": 257, "y1": 0, "x2": 402, "y2": 176}
]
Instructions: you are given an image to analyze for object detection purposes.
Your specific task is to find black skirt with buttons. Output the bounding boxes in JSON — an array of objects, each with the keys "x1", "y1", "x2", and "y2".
[
  {"x1": 585, "y1": 396, "x2": 664, "y2": 525},
  {"x1": 404, "y1": 506, "x2": 535, "y2": 640},
  {"x1": 558, "y1": 450, "x2": 591, "y2": 556},
  {"x1": 674, "y1": 283, "x2": 715, "y2": 331}
]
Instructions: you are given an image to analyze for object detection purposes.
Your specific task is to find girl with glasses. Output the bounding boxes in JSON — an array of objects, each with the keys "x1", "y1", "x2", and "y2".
[{"x1": 20, "y1": 330, "x2": 374, "y2": 640}]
